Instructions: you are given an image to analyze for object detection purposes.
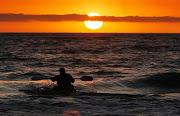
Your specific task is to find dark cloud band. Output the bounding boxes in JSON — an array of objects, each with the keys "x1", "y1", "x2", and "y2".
[{"x1": 0, "y1": 13, "x2": 180, "y2": 22}]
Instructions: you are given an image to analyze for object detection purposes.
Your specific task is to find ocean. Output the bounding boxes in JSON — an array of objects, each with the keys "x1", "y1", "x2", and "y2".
[{"x1": 0, "y1": 33, "x2": 180, "y2": 116}]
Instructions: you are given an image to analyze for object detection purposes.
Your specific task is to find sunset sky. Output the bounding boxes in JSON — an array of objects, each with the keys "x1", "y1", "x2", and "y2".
[{"x1": 0, "y1": 0, "x2": 180, "y2": 33}]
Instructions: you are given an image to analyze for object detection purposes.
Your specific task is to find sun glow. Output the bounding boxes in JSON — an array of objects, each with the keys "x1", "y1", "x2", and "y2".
[{"x1": 85, "y1": 13, "x2": 103, "y2": 30}]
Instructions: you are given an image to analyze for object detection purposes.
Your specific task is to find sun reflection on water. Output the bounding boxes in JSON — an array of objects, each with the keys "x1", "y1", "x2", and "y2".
[{"x1": 63, "y1": 110, "x2": 80, "y2": 116}]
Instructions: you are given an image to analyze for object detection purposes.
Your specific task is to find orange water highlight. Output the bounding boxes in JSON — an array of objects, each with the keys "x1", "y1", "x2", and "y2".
[
  {"x1": 0, "y1": 80, "x2": 54, "y2": 88},
  {"x1": 85, "y1": 81, "x2": 93, "y2": 84},
  {"x1": 84, "y1": 81, "x2": 97, "y2": 93}
]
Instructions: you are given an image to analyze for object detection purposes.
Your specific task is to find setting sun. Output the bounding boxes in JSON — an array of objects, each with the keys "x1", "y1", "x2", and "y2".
[{"x1": 85, "y1": 13, "x2": 103, "y2": 30}]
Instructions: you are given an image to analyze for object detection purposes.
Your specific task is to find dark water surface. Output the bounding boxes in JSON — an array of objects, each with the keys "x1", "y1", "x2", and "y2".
[{"x1": 0, "y1": 33, "x2": 180, "y2": 115}]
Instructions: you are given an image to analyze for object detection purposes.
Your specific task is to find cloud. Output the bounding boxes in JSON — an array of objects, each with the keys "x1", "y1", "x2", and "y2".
[
  {"x1": 96, "y1": 16, "x2": 180, "y2": 22},
  {"x1": 0, "y1": 13, "x2": 180, "y2": 22},
  {"x1": 0, "y1": 14, "x2": 88, "y2": 22}
]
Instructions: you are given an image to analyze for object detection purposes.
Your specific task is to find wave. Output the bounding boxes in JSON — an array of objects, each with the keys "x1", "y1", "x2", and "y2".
[
  {"x1": 0, "y1": 52, "x2": 38, "y2": 62},
  {"x1": 23, "y1": 72, "x2": 48, "y2": 78},
  {"x1": 92, "y1": 72, "x2": 180, "y2": 94},
  {"x1": 4, "y1": 72, "x2": 180, "y2": 97},
  {"x1": 137, "y1": 72, "x2": 180, "y2": 88},
  {"x1": 92, "y1": 70, "x2": 126, "y2": 76},
  {"x1": 122, "y1": 72, "x2": 180, "y2": 94}
]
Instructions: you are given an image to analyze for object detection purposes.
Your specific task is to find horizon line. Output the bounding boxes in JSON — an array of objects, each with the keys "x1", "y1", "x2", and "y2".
[
  {"x1": 0, "y1": 13, "x2": 180, "y2": 22},
  {"x1": 0, "y1": 32, "x2": 180, "y2": 34}
]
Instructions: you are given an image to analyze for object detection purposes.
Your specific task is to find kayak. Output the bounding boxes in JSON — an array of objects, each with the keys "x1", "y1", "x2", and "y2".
[{"x1": 20, "y1": 86, "x2": 76, "y2": 96}]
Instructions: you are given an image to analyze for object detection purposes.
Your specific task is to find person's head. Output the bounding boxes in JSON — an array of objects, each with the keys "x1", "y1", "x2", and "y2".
[{"x1": 59, "y1": 68, "x2": 65, "y2": 74}]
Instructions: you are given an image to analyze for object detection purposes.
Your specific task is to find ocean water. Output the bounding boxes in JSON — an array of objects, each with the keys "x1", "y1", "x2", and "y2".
[{"x1": 0, "y1": 33, "x2": 180, "y2": 116}]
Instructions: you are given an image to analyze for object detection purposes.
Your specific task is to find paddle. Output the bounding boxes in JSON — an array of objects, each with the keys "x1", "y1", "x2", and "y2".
[{"x1": 31, "y1": 76, "x2": 93, "y2": 81}]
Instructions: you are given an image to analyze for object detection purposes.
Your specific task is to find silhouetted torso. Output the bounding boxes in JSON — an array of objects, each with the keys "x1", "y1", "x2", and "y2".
[{"x1": 51, "y1": 73, "x2": 75, "y2": 90}]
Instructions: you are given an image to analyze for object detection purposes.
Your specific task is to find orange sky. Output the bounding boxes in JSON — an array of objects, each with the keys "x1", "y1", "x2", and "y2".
[{"x1": 0, "y1": 0, "x2": 180, "y2": 33}]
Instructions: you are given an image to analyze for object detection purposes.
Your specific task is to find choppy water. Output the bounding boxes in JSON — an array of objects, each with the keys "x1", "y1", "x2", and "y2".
[{"x1": 0, "y1": 33, "x2": 180, "y2": 115}]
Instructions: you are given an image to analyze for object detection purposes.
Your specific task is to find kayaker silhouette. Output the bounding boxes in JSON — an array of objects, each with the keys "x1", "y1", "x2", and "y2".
[{"x1": 51, "y1": 68, "x2": 75, "y2": 92}]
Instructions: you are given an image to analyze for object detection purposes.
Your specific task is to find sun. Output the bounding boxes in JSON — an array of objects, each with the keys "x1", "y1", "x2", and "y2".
[{"x1": 85, "y1": 13, "x2": 103, "y2": 30}]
